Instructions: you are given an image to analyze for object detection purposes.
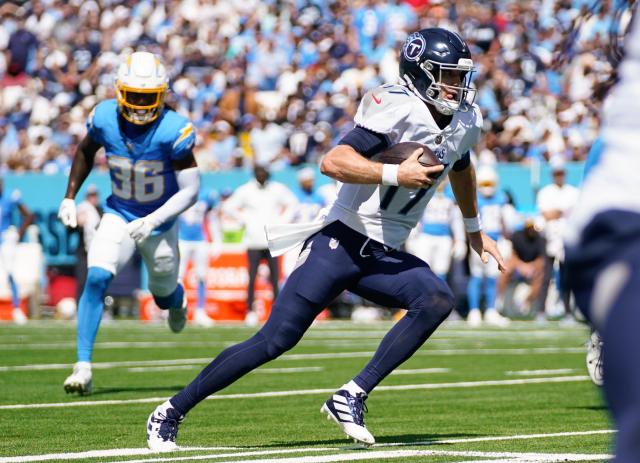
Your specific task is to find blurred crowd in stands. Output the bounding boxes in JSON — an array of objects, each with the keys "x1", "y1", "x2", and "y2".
[{"x1": 0, "y1": 0, "x2": 631, "y2": 174}]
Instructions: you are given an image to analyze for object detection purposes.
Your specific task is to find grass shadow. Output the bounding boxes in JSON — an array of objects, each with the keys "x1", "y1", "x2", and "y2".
[
  {"x1": 254, "y1": 433, "x2": 479, "y2": 449},
  {"x1": 89, "y1": 385, "x2": 184, "y2": 396}
]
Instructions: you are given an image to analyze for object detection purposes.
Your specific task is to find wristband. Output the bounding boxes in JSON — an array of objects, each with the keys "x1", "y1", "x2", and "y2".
[
  {"x1": 381, "y1": 164, "x2": 399, "y2": 186},
  {"x1": 463, "y1": 216, "x2": 482, "y2": 233}
]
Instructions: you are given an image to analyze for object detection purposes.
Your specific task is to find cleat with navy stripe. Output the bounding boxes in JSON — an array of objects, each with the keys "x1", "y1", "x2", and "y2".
[
  {"x1": 320, "y1": 389, "x2": 375, "y2": 446},
  {"x1": 147, "y1": 401, "x2": 184, "y2": 452}
]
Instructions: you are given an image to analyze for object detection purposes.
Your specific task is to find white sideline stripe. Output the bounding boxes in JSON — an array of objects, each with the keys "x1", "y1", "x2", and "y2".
[
  {"x1": 0, "y1": 375, "x2": 589, "y2": 410},
  {"x1": 391, "y1": 368, "x2": 450, "y2": 375},
  {"x1": 0, "y1": 447, "x2": 239, "y2": 463},
  {"x1": 0, "y1": 348, "x2": 585, "y2": 373},
  {"x1": 105, "y1": 449, "x2": 613, "y2": 463},
  {"x1": 254, "y1": 367, "x2": 324, "y2": 374},
  {"x1": 128, "y1": 365, "x2": 200, "y2": 372},
  {"x1": 0, "y1": 430, "x2": 614, "y2": 463},
  {"x1": 505, "y1": 369, "x2": 576, "y2": 376}
]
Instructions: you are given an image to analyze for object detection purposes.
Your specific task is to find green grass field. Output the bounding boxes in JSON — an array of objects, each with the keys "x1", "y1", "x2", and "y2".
[{"x1": 0, "y1": 320, "x2": 612, "y2": 463}]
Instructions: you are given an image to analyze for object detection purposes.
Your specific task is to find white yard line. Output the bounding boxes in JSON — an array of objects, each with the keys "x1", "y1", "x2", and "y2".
[
  {"x1": 505, "y1": 369, "x2": 576, "y2": 376},
  {"x1": 103, "y1": 449, "x2": 613, "y2": 463},
  {"x1": 0, "y1": 347, "x2": 586, "y2": 373},
  {"x1": 127, "y1": 366, "x2": 324, "y2": 374},
  {"x1": 0, "y1": 375, "x2": 589, "y2": 410},
  {"x1": 0, "y1": 430, "x2": 613, "y2": 463}
]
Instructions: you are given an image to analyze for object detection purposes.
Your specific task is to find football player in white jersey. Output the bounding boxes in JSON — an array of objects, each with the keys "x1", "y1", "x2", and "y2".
[
  {"x1": 564, "y1": 6, "x2": 640, "y2": 462},
  {"x1": 146, "y1": 28, "x2": 504, "y2": 451}
]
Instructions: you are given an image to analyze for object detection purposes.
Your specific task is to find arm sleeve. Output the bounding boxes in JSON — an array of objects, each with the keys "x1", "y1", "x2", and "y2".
[
  {"x1": 146, "y1": 167, "x2": 200, "y2": 228},
  {"x1": 451, "y1": 151, "x2": 471, "y2": 171},
  {"x1": 338, "y1": 126, "x2": 391, "y2": 158},
  {"x1": 86, "y1": 105, "x2": 103, "y2": 145},
  {"x1": 171, "y1": 122, "x2": 196, "y2": 160}
]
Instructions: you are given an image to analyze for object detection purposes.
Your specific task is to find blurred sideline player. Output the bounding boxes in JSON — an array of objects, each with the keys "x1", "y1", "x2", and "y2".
[
  {"x1": 178, "y1": 190, "x2": 220, "y2": 327},
  {"x1": 282, "y1": 167, "x2": 325, "y2": 277},
  {"x1": 406, "y1": 179, "x2": 465, "y2": 281},
  {"x1": 58, "y1": 51, "x2": 199, "y2": 395},
  {"x1": 565, "y1": 6, "x2": 640, "y2": 461},
  {"x1": 146, "y1": 28, "x2": 505, "y2": 451},
  {"x1": 0, "y1": 179, "x2": 34, "y2": 324},
  {"x1": 467, "y1": 165, "x2": 510, "y2": 327}
]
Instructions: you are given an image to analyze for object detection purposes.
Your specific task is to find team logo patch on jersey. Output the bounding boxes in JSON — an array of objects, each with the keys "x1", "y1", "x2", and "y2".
[
  {"x1": 329, "y1": 238, "x2": 339, "y2": 250},
  {"x1": 435, "y1": 135, "x2": 443, "y2": 145},
  {"x1": 434, "y1": 147, "x2": 446, "y2": 160},
  {"x1": 403, "y1": 32, "x2": 426, "y2": 62}
]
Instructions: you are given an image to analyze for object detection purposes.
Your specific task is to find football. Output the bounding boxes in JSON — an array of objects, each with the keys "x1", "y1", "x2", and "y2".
[{"x1": 377, "y1": 142, "x2": 442, "y2": 167}]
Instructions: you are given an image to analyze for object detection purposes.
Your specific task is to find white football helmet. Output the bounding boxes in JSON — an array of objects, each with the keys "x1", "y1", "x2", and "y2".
[
  {"x1": 115, "y1": 51, "x2": 168, "y2": 125},
  {"x1": 476, "y1": 165, "x2": 498, "y2": 197}
]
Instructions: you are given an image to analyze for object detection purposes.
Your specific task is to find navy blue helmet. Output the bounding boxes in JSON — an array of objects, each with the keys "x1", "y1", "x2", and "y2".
[{"x1": 399, "y1": 28, "x2": 476, "y2": 115}]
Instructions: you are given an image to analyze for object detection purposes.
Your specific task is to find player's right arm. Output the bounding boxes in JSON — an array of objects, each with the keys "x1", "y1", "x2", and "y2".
[
  {"x1": 320, "y1": 133, "x2": 442, "y2": 189},
  {"x1": 58, "y1": 134, "x2": 102, "y2": 228}
]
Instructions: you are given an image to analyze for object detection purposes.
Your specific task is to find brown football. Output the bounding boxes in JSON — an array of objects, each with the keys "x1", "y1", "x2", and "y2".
[{"x1": 377, "y1": 142, "x2": 441, "y2": 167}]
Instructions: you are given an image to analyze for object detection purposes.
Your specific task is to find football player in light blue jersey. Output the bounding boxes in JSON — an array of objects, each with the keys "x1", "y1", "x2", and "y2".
[
  {"x1": 57, "y1": 51, "x2": 200, "y2": 395},
  {"x1": 178, "y1": 190, "x2": 220, "y2": 328},
  {"x1": 0, "y1": 179, "x2": 34, "y2": 325},
  {"x1": 467, "y1": 165, "x2": 510, "y2": 327}
]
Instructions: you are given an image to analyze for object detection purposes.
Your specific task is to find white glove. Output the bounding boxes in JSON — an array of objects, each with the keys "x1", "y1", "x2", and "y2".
[
  {"x1": 126, "y1": 218, "x2": 155, "y2": 244},
  {"x1": 58, "y1": 198, "x2": 78, "y2": 228}
]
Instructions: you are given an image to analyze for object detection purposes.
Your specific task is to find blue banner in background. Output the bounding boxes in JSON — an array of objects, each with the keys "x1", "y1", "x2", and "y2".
[{"x1": 4, "y1": 163, "x2": 585, "y2": 266}]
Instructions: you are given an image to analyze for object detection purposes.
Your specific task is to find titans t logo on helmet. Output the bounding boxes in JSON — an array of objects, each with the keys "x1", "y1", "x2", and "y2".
[{"x1": 403, "y1": 32, "x2": 426, "y2": 62}]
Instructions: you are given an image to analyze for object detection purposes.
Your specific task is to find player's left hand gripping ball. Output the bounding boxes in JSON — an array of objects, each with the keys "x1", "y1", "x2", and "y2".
[{"x1": 127, "y1": 218, "x2": 154, "y2": 244}]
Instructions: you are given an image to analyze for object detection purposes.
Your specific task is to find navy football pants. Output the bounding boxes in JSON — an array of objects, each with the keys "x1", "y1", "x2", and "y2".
[
  {"x1": 171, "y1": 221, "x2": 454, "y2": 414},
  {"x1": 566, "y1": 210, "x2": 640, "y2": 463}
]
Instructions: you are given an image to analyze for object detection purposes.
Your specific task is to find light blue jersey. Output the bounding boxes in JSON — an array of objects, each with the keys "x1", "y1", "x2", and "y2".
[
  {"x1": 87, "y1": 99, "x2": 196, "y2": 233},
  {"x1": 0, "y1": 189, "x2": 20, "y2": 240},
  {"x1": 478, "y1": 191, "x2": 506, "y2": 241},
  {"x1": 179, "y1": 191, "x2": 216, "y2": 242}
]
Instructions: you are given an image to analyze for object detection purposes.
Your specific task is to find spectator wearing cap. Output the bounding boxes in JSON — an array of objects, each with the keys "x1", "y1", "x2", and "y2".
[
  {"x1": 222, "y1": 165, "x2": 297, "y2": 327},
  {"x1": 75, "y1": 184, "x2": 101, "y2": 301},
  {"x1": 536, "y1": 157, "x2": 579, "y2": 320}
]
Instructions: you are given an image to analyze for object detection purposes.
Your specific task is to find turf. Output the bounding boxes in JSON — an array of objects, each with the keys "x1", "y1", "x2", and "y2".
[{"x1": 0, "y1": 320, "x2": 612, "y2": 462}]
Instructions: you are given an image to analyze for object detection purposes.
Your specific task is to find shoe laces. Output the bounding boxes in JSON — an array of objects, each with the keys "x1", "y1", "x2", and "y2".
[
  {"x1": 348, "y1": 393, "x2": 368, "y2": 426},
  {"x1": 157, "y1": 409, "x2": 182, "y2": 442}
]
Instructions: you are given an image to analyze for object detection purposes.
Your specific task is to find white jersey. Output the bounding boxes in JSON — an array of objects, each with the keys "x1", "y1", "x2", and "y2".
[
  {"x1": 566, "y1": 11, "x2": 640, "y2": 245},
  {"x1": 327, "y1": 83, "x2": 482, "y2": 249}
]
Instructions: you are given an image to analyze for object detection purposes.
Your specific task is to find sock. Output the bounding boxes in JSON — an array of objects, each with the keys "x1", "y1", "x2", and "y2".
[
  {"x1": 8, "y1": 275, "x2": 19, "y2": 308},
  {"x1": 76, "y1": 361, "x2": 92, "y2": 370},
  {"x1": 485, "y1": 277, "x2": 498, "y2": 311},
  {"x1": 77, "y1": 267, "x2": 113, "y2": 362},
  {"x1": 467, "y1": 275, "x2": 482, "y2": 311},
  {"x1": 154, "y1": 284, "x2": 185, "y2": 310},
  {"x1": 342, "y1": 380, "x2": 366, "y2": 396},
  {"x1": 197, "y1": 280, "x2": 205, "y2": 310}
]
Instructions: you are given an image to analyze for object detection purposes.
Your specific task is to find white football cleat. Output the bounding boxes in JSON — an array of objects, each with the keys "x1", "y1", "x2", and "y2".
[
  {"x1": 63, "y1": 361, "x2": 93, "y2": 395},
  {"x1": 467, "y1": 309, "x2": 482, "y2": 327},
  {"x1": 12, "y1": 307, "x2": 27, "y2": 325},
  {"x1": 147, "y1": 400, "x2": 184, "y2": 452},
  {"x1": 321, "y1": 389, "x2": 375, "y2": 446},
  {"x1": 168, "y1": 297, "x2": 187, "y2": 333},
  {"x1": 244, "y1": 310, "x2": 259, "y2": 328},
  {"x1": 484, "y1": 310, "x2": 510, "y2": 327},
  {"x1": 193, "y1": 309, "x2": 215, "y2": 328},
  {"x1": 586, "y1": 331, "x2": 604, "y2": 387}
]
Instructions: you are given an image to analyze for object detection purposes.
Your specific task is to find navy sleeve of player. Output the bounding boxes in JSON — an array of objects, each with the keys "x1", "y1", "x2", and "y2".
[
  {"x1": 451, "y1": 151, "x2": 471, "y2": 171},
  {"x1": 338, "y1": 126, "x2": 392, "y2": 159}
]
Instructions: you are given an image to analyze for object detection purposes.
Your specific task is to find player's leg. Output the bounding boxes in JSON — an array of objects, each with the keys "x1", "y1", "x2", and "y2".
[
  {"x1": 147, "y1": 221, "x2": 361, "y2": 451},
  {"x1": 65, "y1": 213, "x2": 135, "y2": 394},
  {"x1": 467, "y1": 251, "x2": 484, "y2": 326},
  {"x1": 1, "y1": 229, "x2": 26, "y2": 324},
  {"x1": 245, "y1": 249, "x2": 261, "y2": 325},
  {"x1": 139, "y1": 223, "x2": 186, "y2": 333},
  {"x1": 192, "y1": 240, "x2": 214, "y2": 327},
  {"x1": 321, "y1": 248, "x2": 453, "y2": 445},
  {"x1": 265, "y1": 249, "x2": 280, "y2": 300},
  {"x1": 482, "y1": 244, "x2": 509, "y2": 327}
]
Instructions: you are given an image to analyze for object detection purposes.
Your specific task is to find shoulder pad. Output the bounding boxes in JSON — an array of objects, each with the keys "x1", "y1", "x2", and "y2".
[{"x1": 354, "y1": 85, "x2": 414, "y2": 139}]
